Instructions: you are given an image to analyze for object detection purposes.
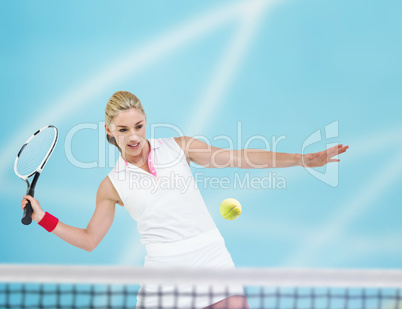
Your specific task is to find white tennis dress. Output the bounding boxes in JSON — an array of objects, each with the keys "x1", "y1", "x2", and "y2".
[{"x1": 108, "y1": 137, "x2": 246, "y2": 309}]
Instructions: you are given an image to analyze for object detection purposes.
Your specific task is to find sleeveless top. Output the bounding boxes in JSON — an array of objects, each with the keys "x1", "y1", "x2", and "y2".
[{"x1": 107, "y1": 137, "x2": 217, "y2": 246}]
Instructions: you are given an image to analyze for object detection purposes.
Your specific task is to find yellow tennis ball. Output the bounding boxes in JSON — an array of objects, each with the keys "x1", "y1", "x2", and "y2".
[{"x1": 220, "y1": 198, "x2": 242, "y2": 220}]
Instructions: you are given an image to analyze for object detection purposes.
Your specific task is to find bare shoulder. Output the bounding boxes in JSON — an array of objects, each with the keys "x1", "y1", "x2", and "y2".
[
  {"x1": 173, "y1": 136, "x2": 212, "y2": 149},
  {"x1": 173, "y1": 136, "x2": 211, "y2": 165},
  {"x1": 173, "y1": 136, "x2": 192, "y2": 165},
  {"x1": 97, "y1": 176, "x2": 124, "y2": 207},
  {"x1": 173, "y1": 136, "x2": 231, "y2": 168},
  {"x1": 173, "y1": 136, "x2": 187, "y2": 151}
]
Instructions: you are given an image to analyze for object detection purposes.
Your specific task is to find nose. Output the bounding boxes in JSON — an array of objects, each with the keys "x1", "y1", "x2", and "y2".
[{"x1": 126, "y1": 134, "x2": 145, "y2": 144}]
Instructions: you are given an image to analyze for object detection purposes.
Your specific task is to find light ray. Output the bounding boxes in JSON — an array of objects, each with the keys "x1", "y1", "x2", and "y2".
[
  {"x1": 0, "y1": 0, "x2": 265, "y2": 186},
  {"x1": 185, "y1": 0, "x2": 278, "y2": 135}
]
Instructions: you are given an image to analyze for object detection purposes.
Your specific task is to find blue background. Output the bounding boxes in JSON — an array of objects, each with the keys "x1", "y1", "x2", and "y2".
[{"x1": 1, "y1": 0, "x2": 402, "y2": 269}]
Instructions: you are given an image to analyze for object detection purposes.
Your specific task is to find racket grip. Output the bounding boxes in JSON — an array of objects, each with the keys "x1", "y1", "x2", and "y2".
[
  {"x1": 22, "y1": 200, "x2": 33, "y2": 225},
  {"x1": 22, "y1": 188, "x2": 35, "y2": 225}
]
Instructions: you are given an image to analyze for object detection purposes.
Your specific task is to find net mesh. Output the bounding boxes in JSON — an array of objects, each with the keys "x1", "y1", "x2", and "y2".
[
  {"x1": 16, "y1": 127, "x2": 57, "y2": 177},
  {"x1": 2, "y1": 285, "x2": 402, "y2": 309},
  {"x1": 1, "y1": 265, "x2": 402, "y2": 309}
]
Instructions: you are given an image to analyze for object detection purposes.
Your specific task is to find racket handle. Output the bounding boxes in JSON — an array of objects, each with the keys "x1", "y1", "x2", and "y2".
[
  {"x1": 22, "y1": 200, "x2": 33, "y2": 225},
  {"x1": 22, "y1": 188, "x2": 35, "y2": 225}
]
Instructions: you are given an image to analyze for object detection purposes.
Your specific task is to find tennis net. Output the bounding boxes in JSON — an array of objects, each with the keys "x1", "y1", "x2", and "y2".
[{"x1": 1, "y1": 264, "x2": 402, "y2": 309}]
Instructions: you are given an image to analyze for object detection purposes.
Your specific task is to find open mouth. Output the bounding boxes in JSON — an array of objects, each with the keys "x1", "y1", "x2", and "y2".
[{"x1": 128, "y1": 142, "x2": 140, "y2": 149}]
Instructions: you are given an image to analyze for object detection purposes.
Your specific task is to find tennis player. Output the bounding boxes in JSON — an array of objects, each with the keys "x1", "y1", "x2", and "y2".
[{"x1": 22, "y1": 91, "x2": 349, "y2": 309}]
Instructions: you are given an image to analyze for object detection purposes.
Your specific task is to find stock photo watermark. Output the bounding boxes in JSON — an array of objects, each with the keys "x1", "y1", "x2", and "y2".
[
  {"x1": 62, "y1": 120, "x2": 340, "y2": 189},
  {"x1": 125, "y1": 171, "x2": 286, "y2": 193}
]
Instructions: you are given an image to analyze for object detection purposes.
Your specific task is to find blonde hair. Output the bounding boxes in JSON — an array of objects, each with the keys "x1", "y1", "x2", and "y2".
[{"x1": 105, "y1": 91, "x2": 145, "y2": 150}]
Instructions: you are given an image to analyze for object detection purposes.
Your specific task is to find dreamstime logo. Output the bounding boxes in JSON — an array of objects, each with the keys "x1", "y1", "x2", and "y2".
[{"x1": 63, "y1": 120, "x2": 341, "y2": 188}]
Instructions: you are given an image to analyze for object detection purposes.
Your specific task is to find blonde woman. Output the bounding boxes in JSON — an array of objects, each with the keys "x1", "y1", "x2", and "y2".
[{"x1": 22, "y1": 90, "x2": 349, "y2": 309}]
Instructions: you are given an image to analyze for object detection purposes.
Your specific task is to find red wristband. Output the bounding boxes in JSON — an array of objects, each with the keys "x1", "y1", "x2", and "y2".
[{"x1": 38, "y1": 212, "x2": 59, "y2": 232}]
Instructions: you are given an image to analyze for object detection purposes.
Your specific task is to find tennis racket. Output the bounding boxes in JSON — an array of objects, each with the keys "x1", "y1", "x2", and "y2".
[{"x1": 14, "y1": 125, "x2": 58, "y2": 225}]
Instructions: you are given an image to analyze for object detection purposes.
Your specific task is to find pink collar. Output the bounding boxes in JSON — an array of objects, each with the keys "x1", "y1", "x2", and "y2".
[{"x1": 115, "y1": 138, "x2": 163, "y2": 177}]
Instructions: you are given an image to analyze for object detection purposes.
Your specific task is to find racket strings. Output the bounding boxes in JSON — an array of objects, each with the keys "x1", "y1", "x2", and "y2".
[{"x1": 16, "y1": 127, "x2": 57, "y2": 177}]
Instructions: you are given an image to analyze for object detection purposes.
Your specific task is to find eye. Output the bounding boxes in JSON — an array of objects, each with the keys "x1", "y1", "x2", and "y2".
[
  {"x1": 136, "y1": 125, "x2": 143, "y2": 130},
  {"x1": 119, "y1": 129, "x2": 127, "y2": 132}
]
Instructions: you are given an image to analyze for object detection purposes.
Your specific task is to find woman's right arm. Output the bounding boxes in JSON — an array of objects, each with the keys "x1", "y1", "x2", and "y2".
[{"x1": 21, "y1": 176, "x2": 122, "y2": 252}]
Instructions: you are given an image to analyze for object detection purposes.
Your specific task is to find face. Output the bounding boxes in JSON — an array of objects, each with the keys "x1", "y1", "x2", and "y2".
[{"x1": 105, "y1": 108, "x2": 147, "y2": 158}]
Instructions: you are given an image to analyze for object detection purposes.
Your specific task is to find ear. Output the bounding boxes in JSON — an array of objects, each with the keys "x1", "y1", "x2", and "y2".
[{"x1": 105, "y1": 123, "x2": 113, "y2": 137}]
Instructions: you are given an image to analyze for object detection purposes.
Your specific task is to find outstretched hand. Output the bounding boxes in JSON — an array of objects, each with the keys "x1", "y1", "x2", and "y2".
[{"x1": 302, "y1": 144, "x2": 349, "y2": 168}]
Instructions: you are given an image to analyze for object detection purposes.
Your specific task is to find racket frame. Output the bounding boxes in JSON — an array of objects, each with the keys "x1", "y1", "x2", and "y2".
[{"x1": 14, "y1": 125, "x2": 58, "y2": 225}]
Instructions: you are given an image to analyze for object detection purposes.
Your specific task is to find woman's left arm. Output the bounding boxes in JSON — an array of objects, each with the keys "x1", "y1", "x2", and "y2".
[{"x1": 177, "y1": 136, "x2": 349, "y2": 169}]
